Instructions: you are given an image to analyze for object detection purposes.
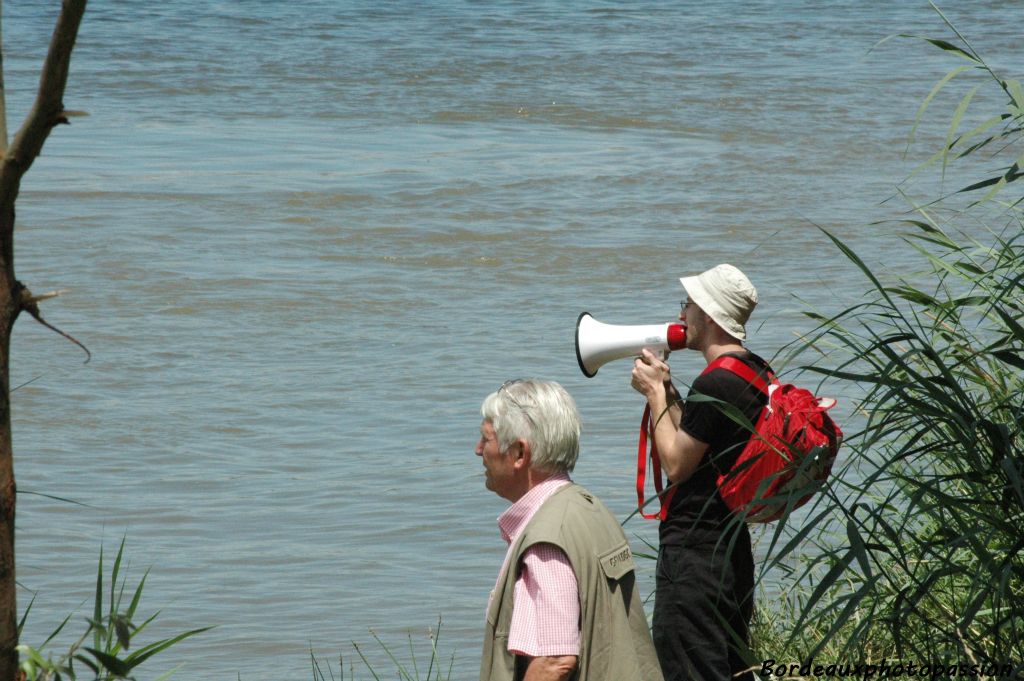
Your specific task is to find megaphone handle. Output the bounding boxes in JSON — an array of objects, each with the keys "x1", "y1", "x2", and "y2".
[{"x1": 637, "y1": 405, "x2": 677, "y2": 521}]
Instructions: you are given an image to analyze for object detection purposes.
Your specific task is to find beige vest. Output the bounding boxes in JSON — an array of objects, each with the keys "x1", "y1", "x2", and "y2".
[{"x1": 480, "y1": 484, "x2": 664, "y2": 681}]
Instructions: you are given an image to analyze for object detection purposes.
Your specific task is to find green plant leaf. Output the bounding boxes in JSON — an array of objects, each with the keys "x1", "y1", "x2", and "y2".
[
  {"x1": 993, "y1": 306, "x2": 1024, "y2": 343},
  {"x1": 1005, "y1": 78, "x2": 1024, "y2": 111},
  {"x1": 84, "y1": 647, "x2": 132, "y2": 677},
  {"x1": 923, "y1": 37, "x2": 980, "y2": 63},
  {"x1": 942, "y1": 85, "x2": 979, "y2": 184},
  {"x1": 978, "y1": 158, "x2": 1024, "y2": 203},
  {"x1": 906, "y1": 64, "x2": 971, "y2": 153},
  {"x1": 74, "y1": 651, "x2": 100, "y2": 674},
  {"x1": 957, "y1": 165, "x2": 1024, "y2": 194},
  {"x1": 18, "y1": 596, "x2": 35, "y2": 639},
  {"x1": 950, "y1": 113, "x2": 1008, "y2": 154},
  {"x1": 991, "y1": 349, "x2": 1024, "y2": 370},
  {"x1": 124, "y1": 626, "x2": 213, "y2": 668},
  {"x1": 845, "y1": 517, "x2": 875, "y2": 580},
  {"x1": 110, "y1": 536, "x2": 127, "y2": 622},
  {"x1": 93, "y1": 545, "x2": 104, "y2": 652},
  {"x1": 127, "y1": 568, "x2": 150, "y2": 623}
]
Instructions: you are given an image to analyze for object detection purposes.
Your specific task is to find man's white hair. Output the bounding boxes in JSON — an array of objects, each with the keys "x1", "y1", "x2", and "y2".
[{"x1": 480, "y1": 379, "x2": 580, "y2": 474}]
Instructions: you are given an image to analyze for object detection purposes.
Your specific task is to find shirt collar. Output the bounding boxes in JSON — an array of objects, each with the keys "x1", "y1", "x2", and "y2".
[{"x1": 498, "y1": 473, "x2": 572, "y2": 545}]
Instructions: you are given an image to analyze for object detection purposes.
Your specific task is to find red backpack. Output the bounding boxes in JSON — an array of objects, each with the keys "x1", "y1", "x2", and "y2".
[
  {"x1": 708, "y1": 356, "x2": 842, "y2": 522},
  {"x1": 637, "y1": 356, "x2": 842, "y2": 523}
]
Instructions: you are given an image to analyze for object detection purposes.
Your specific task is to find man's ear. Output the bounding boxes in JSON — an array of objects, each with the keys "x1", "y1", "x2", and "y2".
[{"x1": 512, "y1": 439, "x2": 532, "y2": 470}]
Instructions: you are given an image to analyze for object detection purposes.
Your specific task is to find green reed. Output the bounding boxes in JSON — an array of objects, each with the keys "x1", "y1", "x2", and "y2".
[
  {"x1": 17, "y1": 537, "x2": 211, "y2": 680},
  {"x1": 751, "y1": 7, "x2": 1022, "y2": 676},
  {"x1": 310, "y1": 617, "x2": 454, "y2": 681}
]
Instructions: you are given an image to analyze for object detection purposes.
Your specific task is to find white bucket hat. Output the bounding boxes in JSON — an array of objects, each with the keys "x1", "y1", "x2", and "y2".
[{"x1": 679, "y1": 264, "x2": 758, "y2": 340}]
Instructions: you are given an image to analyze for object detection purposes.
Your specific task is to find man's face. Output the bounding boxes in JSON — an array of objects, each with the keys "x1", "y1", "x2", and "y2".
[
  {"x1": 679, "y1": 297, "x2": 705, "y2": 350},
  {"x1": 476, "y1": 420, "x2": 519, "y2": 501}
]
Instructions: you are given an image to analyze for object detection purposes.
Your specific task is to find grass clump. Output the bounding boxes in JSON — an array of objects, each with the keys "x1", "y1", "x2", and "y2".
[
  {"x1": 310, "y1": 618, "x2": 454, "y2": 681},
  {"x1": 752, "y1": 6, "x2": 1022, "y2": 677},
  {"x1": 17, "y1": 537, "x2": 210, "y2": 680}
]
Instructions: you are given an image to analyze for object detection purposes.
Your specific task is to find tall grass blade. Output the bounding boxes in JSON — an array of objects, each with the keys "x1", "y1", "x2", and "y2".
[
  {"x1": 93, "y1": 544, "x2": 104, "y2": 651},
  {"x1": 942, "y1": 85, "x2": 983, "y2": 186},
  {"x1": 17, "y1": 595, "x2": 34, "y2": 638},
  {"x1": 122, "y1": 625, "x2": 214, "y2": 670},
  {"x1": 905, "y1": 64, "x2": 970, "y2": 155},
  {"x1": 351, "y1": 641, "x2": 382, "y2": 681}
]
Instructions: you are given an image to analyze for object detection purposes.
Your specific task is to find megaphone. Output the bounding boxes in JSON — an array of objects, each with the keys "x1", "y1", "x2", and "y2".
[{"x1": 575, "y1": 312, "x2": 687, "y2": 377}]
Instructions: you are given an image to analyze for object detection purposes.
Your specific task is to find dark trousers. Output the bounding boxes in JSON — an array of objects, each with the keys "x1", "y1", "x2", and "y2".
[{"x1": 652, "y1": 530, "x2": 755, "y2": 681}]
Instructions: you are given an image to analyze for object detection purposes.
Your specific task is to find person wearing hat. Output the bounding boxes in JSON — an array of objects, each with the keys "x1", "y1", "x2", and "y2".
[{"x1": 630, "y1": 264, "x2": 771, "y2": 681}]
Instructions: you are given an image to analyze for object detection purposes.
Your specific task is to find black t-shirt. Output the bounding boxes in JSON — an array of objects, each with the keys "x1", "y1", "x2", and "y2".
[{"x1": 659, "y1": 351, "x2": 772, "y2": 547}]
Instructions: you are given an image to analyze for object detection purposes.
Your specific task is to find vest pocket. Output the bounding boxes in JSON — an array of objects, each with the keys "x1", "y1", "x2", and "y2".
[{"x1": 598, "y1": 542, "x2": 636, "y2": 581}]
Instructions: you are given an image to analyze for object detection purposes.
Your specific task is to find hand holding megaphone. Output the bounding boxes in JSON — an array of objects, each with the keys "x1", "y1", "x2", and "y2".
[
  {"x1": 575, "y1": 312, "x2": 687, "y2": 521},
  {"x1": 574, "y1": 312, "x2": 687, "y2": 377}
]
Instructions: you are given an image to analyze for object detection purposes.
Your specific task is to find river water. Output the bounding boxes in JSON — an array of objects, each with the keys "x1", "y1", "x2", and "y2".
[{"x1": 5, "y1": 1, "x2": 1021, "y2": 678}]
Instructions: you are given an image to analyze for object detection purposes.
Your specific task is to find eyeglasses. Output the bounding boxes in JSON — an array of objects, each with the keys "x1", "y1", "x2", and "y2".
[
  {"x1": 498, "y1": 379, "x2": 536, "y2": 430},
  {"x1": 680, "y1": 299, "x2": 694, "y2": 314}
]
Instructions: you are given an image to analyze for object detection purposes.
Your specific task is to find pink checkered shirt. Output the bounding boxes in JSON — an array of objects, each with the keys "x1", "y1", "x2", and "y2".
[{"x1": 492, "y1": 474, "x2": 580, "y2": 658}]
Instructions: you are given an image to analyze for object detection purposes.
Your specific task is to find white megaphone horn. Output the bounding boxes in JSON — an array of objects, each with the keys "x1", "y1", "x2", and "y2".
[{"x1": 575, "y1": 312, "x2": 687, "y2": 377}]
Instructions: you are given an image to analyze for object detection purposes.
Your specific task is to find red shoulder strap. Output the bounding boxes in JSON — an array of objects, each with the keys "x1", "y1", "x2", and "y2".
[
  {"x1": 637, "y1": 405, "x2": 677, "y2": 520},
  {"x1": 703, "y1": 355, "x2": 773, "y2": 395}
]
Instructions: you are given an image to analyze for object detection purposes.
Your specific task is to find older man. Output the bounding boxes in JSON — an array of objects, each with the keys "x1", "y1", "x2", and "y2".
[
  {"x1": 631, "y1": 263, "x2": 770, "y2": 681},
  {"x1": 476, "y1": 379, "x2": 663, "y2": 681}
]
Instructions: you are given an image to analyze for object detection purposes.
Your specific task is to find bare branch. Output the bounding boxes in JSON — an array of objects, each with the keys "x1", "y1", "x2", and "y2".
[
  {"x1": 0, "y1": 0, "x2": 88, "y2": 210},
  {"x1": 21, "y1": 288, "x2": 67, "y2": 305},
  {"x1": 17, "y1": 283, "x2": 91, "y2": 364}
]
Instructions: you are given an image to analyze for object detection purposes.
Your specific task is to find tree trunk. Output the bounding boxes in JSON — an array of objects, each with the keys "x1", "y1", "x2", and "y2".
[
  {"x1": 0, "y1": 207, "x2": 15, "y2": 677},
  {"x1": 0, "y1": 1, "x2": 88, "y2": 677}
]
